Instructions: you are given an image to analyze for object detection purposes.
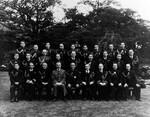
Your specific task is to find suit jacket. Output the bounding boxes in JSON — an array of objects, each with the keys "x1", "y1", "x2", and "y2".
[
  {"x1": 10, "y1": 69, "x2": 23, "y2": 85},
  {"x1": 66, "y1": 69, "x2": 81, "y2": 88},
  {"x1": 98, "y1": 57, "x2": 110, "y2": 71},
  {"x1": 16, "y1": 47, "x2": 27, "y2": 61},
  {"x1": 51, "y1": 69, "x2": 66, "y2": 85},
  {"x1": 81, "y1": 70, "x2": 95, "y2": 86},
  {"x1": 108, "y1": 70, "x2": 121, "y2": 86},
  {"x1": 38, "y1": 69, "x2": 51, "y2": 84},
  {"x1": 8, "y1": 59, "x2": 21, "y2": 73},
  {"x1": 125, "y1": 55, "x2": 139, "y2": 71},
  {"x1": 95, "y1": 71, "x2": 108, "y2": 85},
  {"x1": 24, "y1": 69, "x2": 37, "y2": 84},
  {"x1": 122, "y1": 70, "x2": 137, "y2": 87}
]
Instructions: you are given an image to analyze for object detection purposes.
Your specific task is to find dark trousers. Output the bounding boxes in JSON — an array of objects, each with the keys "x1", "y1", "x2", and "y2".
[
  {"x1": 39, "y1": 84, "x2": 51, "y2": 100},
  {"x1": 10, "y1": 84, "x2": 21, "y2": 101},
  {"x1": 81, "y1": 84, "x2": 96, "y2": 100},
  {"x1": 122, "y1": 87, "x2": 128, "y2": 100},
  {"x1": 53, "y1": 85, "x2": 66, "y2": 99},
  {"x1": 97, "y1": 85, "x2": 109, "y2": 100},
  {"x1": 67, "y1": 87, "x2": 81, "y2": 99},
  {"x1": 128, "y1": 86, "x2": 141, "y2": 100},
  {"x1": 109, "y1": 86, "x2": 119, "y2": 100},
  {"x1": 25, "y1": 83, "x2": 35, "y2": 100}
]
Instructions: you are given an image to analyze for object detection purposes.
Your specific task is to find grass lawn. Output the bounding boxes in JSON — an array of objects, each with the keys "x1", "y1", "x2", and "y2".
[{"x1": 0, "y1": 72, "x2": 150, "y2": 117}]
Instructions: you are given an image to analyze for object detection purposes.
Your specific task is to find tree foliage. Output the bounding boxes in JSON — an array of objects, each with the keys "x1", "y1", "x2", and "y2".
[{"x1": 0, "y1": 0, "x2": 60, "y2": 40}]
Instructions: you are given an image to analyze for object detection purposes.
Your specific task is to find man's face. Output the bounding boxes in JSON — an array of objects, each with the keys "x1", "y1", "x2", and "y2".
[
  {"x1": 56, "y1": 54, "x2": 61, "y2": 60},
  {"x1": 94, "y1": 45, "x2": 99, "y2": 51},
  {"x1": 14, "y1": 54, "x2": 19, "y2": 60},
  {"x1": 42, "y1": 49, "x2": 47, "y2": 56},
  {"x1": 56, "y1": 62, "x2": 61, "y2": 69},
  {"x1": 46, "y1": 43, "x2": 50, "y2": 49},
  {"x1": 83, "y1": 45, "x2": 88, "y2": 51},
  {"x1": 20, "y1": 41, "x2": 25, "y2": 48},
  {"x1": 117, "y1": 54, "x2": 122, "y2": 60},
  {"x1": 71, "y1": 44, "x2": 75, "y2": 50},
  {"x1": 42, "y1": 63, "x2": 48, "y2": 69},
  {"x1": 26, "y1": 53, "x2": 31, "y2": 59},
  {"x1": 129, "y1": 49, "x2": 134, "y2": 56},
  {"x1": 85, "y1": 64, "x2": 90, "y2": 70},
  {"x1": 71, "y1": 51, "x2": 76, "y2": 57},
  {"x1": 88, "y1": 54, "x2": 93, "y2": 61},
  {"x1": 98, "y1": 64, "x2": 104, "y2": 70},
  {"x1": 113, "y1": 64, "x2": 118, "y2": 70},
  {"x1": 14, "y1": 64, "x2": 19, "y2": 70},
  {"x1": 33, "y1": 45, "x2": 38, "y2": 51},
  {"x1": 120, "y1": 42, "x2": 125, "y2": 49},
  {"x1": 29, "y1": 63, "x2": 34, "y2": 69},
  {"x1": 103, "y1": 51, "x2": 108, "y2": 57},
  {"x1": 70, "y1": 63, "x2": 76, "y2": 70},
  {"x1": 59, "y1": 44, "x2": 64, "y2": 50},
  {"x1": 109, "y1": 44, "x2": 114, "y2": 50},
  {"x1": 126, "y1": 64, "x2": 131, "y2": 71}
]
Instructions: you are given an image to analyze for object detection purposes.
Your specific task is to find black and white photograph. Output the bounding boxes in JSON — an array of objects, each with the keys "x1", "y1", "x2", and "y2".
[{"x1": 0, "y1": 0, "x2": 150, "y2": 116}]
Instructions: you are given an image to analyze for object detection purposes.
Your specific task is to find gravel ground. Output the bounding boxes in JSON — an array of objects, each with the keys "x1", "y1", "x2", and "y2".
[{"x1": 0, "y1": 72, "x2": 150, "y2": 117}]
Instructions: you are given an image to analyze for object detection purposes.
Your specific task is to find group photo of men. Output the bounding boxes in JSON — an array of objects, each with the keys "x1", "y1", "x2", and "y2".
[{"x1": 8, "y1": 40, "x2": 141, "y2": 102}]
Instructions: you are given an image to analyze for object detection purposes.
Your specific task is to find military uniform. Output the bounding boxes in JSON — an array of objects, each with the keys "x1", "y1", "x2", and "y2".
[{"x1": 51, "y1": 69, "x2": 67, "y2": 100}]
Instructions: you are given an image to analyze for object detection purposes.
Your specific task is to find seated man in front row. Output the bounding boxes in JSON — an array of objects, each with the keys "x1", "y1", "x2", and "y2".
[
  {"x1": 122, "y1": 64, "x2": 141, "y2": 101},
  {"x1": 66, "y1": 62, "x2": 81, "y2": 99},
  {"x1": 51, "y1": 62, "x2": 67, "y2": 100}
]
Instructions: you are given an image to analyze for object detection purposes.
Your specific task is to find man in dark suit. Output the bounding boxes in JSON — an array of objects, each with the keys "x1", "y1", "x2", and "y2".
[
  {"x1": 67, "y1": 51, "x2": 81, "y2": 70},
  {"x1": 51, "y1": 62, "x2": 67, "y2": 100},
  {"x1": 24, "y1": 62, "x2": 37, "y2": 100},
  {"x1": 30, "y1": 44, "x2": 41, "y2": 69},
  {"x1": 8, "y1": 53, "x2": 21, "y2": 75},
  {"x1": 81, "y1": 64, "x2": 95, "y2": 100},
  {"x1": 85, "y1": 54, "x2": 97, "y2": 72},
  {"x1": 99, "y1": 50, "x2": 111, "y2": 71},
  {"x1": 66, "y1": 62, "x2": 81, "y2": 99},
  {"x1": 125, "y1": 49, "x2": 139, "y2": 73},
  {"x1": 114, "y1": 54, "x2": 125, "y2": 72},
  {"x1": 80, "y1": 45, "x2": 90, "y2": 71},
  {"x1": 122, "y1": 64, "x2": 141, "y2": 101},
  {"x1": 38, "y1": 49, "x2": 51, "y2": 68},
  {"x1": 108, "y1": 63, "x2": 122, "y2": 100},
  {"x1": 45, "y1": 42, "x2": 55, "y2": 60},
  {"x1": 16, "y1": 41, "x2": 27, "y2": 62},
  {"x1": 38, "y1": 62, "x2": 51, "y2": 100},
  {"x1": 56, "y1": 43, "x2": 67, "y2": 63},
  {"x1": 9, "y1": 63, "x2": 23, "y2": 102},
  {"x1": 93, "y1": 44, "x2": 101, "y2": 63},
  {"x1": 107, "y1": 44, "x2": 116, "y2": 62},
  {"x1": 95, "y1": 63, "x2": 109, "y2": 100}
]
